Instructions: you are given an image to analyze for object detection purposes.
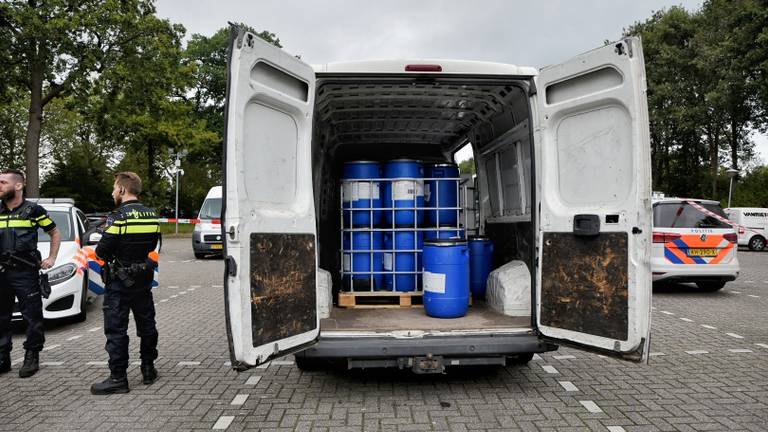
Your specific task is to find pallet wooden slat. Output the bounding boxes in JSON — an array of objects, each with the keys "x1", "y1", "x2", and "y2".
[{"x1": 338, "y1": 291, "x2": 423, "y2": 308}]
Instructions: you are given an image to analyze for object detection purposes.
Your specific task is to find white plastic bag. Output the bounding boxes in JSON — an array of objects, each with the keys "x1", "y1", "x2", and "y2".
[
  {"x1": 317, "y1": 268, "x2": 333, "y2": 319},
  {"x1": 486, "y1": 260, "x2": 531, "y2": 316}
]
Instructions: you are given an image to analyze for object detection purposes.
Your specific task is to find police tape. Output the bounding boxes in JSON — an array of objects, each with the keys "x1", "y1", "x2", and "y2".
[
  {"x1": 158, "y1": 218, "x2": 198, "y2": 224},
  {"x1": 684, "y1": 200, "x2": 758, "y2": 236}
]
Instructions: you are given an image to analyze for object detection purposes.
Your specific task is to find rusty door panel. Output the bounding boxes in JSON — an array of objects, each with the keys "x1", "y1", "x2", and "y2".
[
  {"x1": 250, "y1": 233, "x2": 316, "y2": 347},
  {"x1": 540, "y1": 232, "x2": 628, "y2": 340}
]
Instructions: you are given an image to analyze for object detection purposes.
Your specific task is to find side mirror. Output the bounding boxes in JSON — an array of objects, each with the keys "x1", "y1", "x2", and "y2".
[{"x1": 86, "y1": 232, "x2": 102, "y2": 245}]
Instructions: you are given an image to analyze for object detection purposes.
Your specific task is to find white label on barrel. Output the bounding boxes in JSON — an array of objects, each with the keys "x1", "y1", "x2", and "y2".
[
  {"x1": 393, "y1": 180, "x2": 424, "y2": 200},
  {"x1": 342, "y1": 182, "x2": 352, "y2": 202},
  {"x1": 423, "y1": 271, "x2": 446, "y2": 294},
  {"x1": 424, "y1": 184, "x2": 431, "y2": 202},
  {"x1": 383, "y1": 253, "x2": 393, "y2": 270},
  {"x1": 343, "y1": 254, "x2": 351, "y2": 271},
  {"x1": 348, "y1": 182, "x2": 379, "y2": 200}
]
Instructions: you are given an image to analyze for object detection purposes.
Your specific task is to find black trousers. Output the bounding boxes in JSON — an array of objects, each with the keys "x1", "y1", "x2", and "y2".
[
  {"x1": 103, "y1": 279, "x2": 158, "y2": 375},
  {"x1": 0, "y1": 269, "x2": 45, "y2": 357}
]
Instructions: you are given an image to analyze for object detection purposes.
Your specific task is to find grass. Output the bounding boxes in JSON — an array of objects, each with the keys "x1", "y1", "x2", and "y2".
[{"x1": 160, "y1": 222, "x2": 195, "y2": 236}]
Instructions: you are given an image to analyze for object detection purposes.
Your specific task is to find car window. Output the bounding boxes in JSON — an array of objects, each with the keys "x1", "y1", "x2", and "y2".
[
  {"x1": 75, "y1": 209, "x2": 87, "y2": 234},
  {"x1": 198, "y1": 197, "x2": 222, "y2": 220},
  {"x1": 38, "y1": 210, "x2": 74, "y2": 241},
  {"x1": 653, "y1": 202, "x2": 731, "y2": 229}
]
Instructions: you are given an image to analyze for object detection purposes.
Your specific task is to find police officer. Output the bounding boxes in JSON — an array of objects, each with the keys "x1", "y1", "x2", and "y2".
[
  {"x1": 0, "y1": 169, "x2": 60, "y2": 378},
  {"x1": 91, "y1": 172, "x2": 160, "y2": 395}
]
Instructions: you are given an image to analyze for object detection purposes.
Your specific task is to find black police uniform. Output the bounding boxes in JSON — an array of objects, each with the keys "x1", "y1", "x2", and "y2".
[
  {"x1": 94, "y1": 200, "x2": 160, "y2": 389},
  {"x1": 0, "y1": 199, "x2": 56, "y2": 376}
]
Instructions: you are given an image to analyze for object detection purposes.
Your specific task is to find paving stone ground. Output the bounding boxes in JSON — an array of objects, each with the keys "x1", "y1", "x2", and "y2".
[{"x1": 0, "y1": 238, "x2": 766, "y2": 431}]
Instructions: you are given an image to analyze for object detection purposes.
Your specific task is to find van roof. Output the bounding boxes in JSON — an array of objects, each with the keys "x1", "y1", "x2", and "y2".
[
  {"x1": 314, "y1": 59, "x2": 538, "y2": 76},
  {"x1": 205, "y1": 186, "x2": 222, "y2": 199}
]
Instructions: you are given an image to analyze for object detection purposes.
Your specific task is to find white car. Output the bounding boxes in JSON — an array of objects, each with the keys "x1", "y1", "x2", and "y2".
[
  {"x1": 192, "y1": 186, "x2": 223, "y2": 258},
  {"x1": 652, "y1": 198, "x2": 739, "y2": 291},
  {"x1": 13, "y1": 198, "x2": 98, "y2": 322},
  {"x1": 724, "y1": 207, "x2": 768, "y2": 251}
]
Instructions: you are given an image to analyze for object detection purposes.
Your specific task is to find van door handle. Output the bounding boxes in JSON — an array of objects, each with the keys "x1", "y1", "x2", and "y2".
[
  {"x1": 632, "y1": 227, "x2": 642, "y2": 234},
  {"x1": 573, "y1": 214, "x2": 600, "y2": 237}
]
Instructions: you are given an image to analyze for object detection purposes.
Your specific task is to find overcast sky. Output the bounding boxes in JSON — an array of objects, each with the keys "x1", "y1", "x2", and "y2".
[{"x1": 154, "y1": 0, "x2": 766, "y2": 164}]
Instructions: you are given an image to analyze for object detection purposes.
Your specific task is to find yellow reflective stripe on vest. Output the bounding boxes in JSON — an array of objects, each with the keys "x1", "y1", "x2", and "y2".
[
  {"x1": 125, "y1": 218, "x2": 159, "y2": 224},
  {"x1": 6, "y1": 220, "x2": 34, "y2": 228},
  {"x1": 37, "y1": 217, "x2": 53, "y2": 227},
  {"x1": 124, "y1": 224, "x2": 160, "y2": 234},
  {"x1": 105, "y1": 225, "x2": 122, "y2": 234}
]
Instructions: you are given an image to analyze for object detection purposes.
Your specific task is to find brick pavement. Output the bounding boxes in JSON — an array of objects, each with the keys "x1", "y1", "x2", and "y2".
[{"x1": 0, "y1": 239, "x2": 765, "y2": 431}]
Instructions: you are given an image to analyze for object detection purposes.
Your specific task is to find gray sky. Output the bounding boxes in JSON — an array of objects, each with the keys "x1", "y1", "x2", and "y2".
[{"x1": 154, "y1": 0, "x2": 766, "y2": 164}]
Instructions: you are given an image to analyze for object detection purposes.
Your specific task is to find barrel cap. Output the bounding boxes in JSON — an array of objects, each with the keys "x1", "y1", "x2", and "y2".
[
  {"x1": 468, "y1": 235, "x2": 490, "y2": 241},
  {"x1": 430, "y1": 162, "x2": 459, "y2": 167},
  {"x1": 424, "y1": 238, "x2": 467, "y2": 246}
]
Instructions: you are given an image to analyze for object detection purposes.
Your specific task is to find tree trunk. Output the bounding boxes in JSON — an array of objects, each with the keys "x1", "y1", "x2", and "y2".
[
  {"x1": 730, "y1": 118, "x2": 739, "y2": 171},
  {"x1": 24, "y1": 58, "x2": 44, "y2": 198},
  {"x1": 709, "y1": 123, "x2": 719, "y2": 198}
]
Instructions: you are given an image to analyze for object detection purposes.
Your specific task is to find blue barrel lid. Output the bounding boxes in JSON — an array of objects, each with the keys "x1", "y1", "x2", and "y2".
[
  {"x1": 344, "y1": 160, "x2": 379, "y2": 164},
  {"x1": 425, "y1": 238, "x2": 467, "y2": 246}
]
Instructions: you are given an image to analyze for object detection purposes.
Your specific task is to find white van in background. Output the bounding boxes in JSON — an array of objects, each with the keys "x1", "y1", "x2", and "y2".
[
  {"x1": 192, "y1": 186, "x2": 223, "y2": 258},
  {"x1": 223, "y1": 29, "x2": 653, "y2": 372},
  {"x1": 724, "y1": 207, "x2": 768, "y2": 251}
]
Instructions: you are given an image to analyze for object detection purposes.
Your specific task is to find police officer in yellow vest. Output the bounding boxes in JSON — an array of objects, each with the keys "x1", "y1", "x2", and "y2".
[
  {"x1": 91, "y1": 172, "x2": 160, "y2": 395},
  {"x1": 0, "y1": 169, "x2": 61, "y2": 378}
]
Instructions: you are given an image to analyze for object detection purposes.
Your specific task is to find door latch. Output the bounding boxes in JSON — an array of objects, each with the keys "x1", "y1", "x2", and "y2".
[
  {"x1": 225, "y1": 255, "x2": 237, "y2": 277},
  {"x1": 573, "y1": 214, "x2": 600, "y2": 237},
  {"x1": 632, "y1": 227, "x2": 643, "y2": 234}
]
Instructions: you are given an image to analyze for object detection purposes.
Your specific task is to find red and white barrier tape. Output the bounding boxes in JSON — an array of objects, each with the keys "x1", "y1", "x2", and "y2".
[
  {"x1": 684, "y1": 201, "x2": 757, "y2": 236},
  {"x1": 158, "y1": 218, "x2": 221, "y2": 225}
]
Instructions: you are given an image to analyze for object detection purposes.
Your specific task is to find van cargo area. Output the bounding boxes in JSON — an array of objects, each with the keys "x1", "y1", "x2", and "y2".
[{"x1": 311, "y1": 75, "x2": 536, "y2": 335}]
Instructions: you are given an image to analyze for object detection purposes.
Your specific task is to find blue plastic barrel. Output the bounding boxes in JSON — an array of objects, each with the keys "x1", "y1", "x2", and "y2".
[
  {"x1": 468, "y1": 237, "x2": 494, "y2": 298},
  {"x1": 425, "y1": 225, "x2": 465, "y2": 240},
  {"x1": 382, "y1": 160, "x2": 424, "y2": 227},
  {"x1": 342, "y1": 230, "x2": 383, "y2": 290},
  {"x1": 342, "y1": 161, "x2": 381, "y2": 228},
  {"x1": 383, "y1": 230, "x2": 422, "y2": 292},
  {"x1": 422, "y1": 239, "x2": 469, "y2": 318},
  {"x1": 425, "y1": 163, "x2": 460, "y2": 226}
]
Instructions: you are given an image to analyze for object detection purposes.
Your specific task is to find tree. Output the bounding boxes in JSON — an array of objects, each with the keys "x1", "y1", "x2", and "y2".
[
  {"x1": 458, "y1": 158, "x2": 475, "y2": 175},
  {"x1": 0, "y1": 0, "x2": 184, "y2": 197}
]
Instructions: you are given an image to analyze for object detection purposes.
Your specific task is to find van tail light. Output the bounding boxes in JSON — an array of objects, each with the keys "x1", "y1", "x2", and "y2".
[
  {"x1": 212, "y1": 219, "x2": 221, "y2": 225},
  {"x1": 738, "y1": 226, "x2": 745, "y2": 235},
  {"x1": 405, "y1": 64, "x2": 442, "y2": 72},
  {"x1": 652, "y1": 232, "x2": 681, "y2": 243},
  {"x1": 724, "y1": 233, "x2": 738, "y2": 243}
]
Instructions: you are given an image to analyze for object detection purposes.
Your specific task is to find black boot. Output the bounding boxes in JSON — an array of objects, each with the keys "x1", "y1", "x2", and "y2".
[
  {"x1": 141, "y1": 363, "x2": 158, "y2": 385},
  {"x1": 18, "y1": 350, "x2": 39, "y2": 378},
  {"x1": 90, "y1": 373, "x2": 129, "y2": 395},
  {"x1": 0, "y1": 354, "x2": 10, "y2": 374}
]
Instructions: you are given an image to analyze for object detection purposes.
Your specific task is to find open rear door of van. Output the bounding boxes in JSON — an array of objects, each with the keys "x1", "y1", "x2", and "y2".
[
  {"x1": 223, "y1": 28, "x2": 318, "y2": 369},
  {"x1": 534, "y1": 37, "x2": 652, "y2": 362}
]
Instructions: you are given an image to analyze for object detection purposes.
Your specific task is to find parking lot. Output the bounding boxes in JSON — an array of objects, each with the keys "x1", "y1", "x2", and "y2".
[{"x1": 1, "y1": 237, "x2": 766, "y2": 432}]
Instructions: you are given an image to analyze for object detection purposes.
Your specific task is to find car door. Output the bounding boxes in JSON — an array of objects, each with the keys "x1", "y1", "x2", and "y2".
[
  {"x1": 223, "y1": 27, "x2": 319, "y2": 369},
  {"x1": 533, "y1": 37, "x2": 652, "y2": 362}
]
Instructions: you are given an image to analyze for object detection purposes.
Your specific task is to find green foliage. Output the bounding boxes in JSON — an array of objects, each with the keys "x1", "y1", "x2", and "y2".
[
  {"x1": 730, "y1": 166, "x2": 768, "y2": 207},
  {"x1": 40, "y1": 140, "x2": 114, "y2": 212},
  {"x1": 458, "y1": 158, "x2": 476, "y2": 175},
  {"x1": 624, "y1": 1, "x2": 768, "y2": 201}
]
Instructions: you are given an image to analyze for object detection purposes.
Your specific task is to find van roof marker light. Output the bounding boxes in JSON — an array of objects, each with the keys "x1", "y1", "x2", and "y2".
[{"x1": 405, "y1": 64, "x2": 442, "y2": 72}]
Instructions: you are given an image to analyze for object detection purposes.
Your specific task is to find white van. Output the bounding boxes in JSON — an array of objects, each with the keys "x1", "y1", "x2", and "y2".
[
  {"x1": 724, "y1": 207, "x2": 768, "y2": 251},
  {"x1": 222, "y1": 29, "x2": 653, "y2": 372},
  {"x1": 192, "y1": 186, "x2": 223, "y2": 258}
]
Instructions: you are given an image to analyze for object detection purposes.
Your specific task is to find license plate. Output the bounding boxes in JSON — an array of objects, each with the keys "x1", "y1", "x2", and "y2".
[
  {"x1": 688, "y1": 248, "x2": 717, "y2": 257},
  {"x1": 211, "y1": 244, "x2": 223, "y2": 250}
]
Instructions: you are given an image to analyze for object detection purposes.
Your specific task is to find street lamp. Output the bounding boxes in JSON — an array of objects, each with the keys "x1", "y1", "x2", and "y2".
[
  {"x1": 170, "y1": 150, "x2": 188, "y2": 234},
  {"x1": 726, "y1": 168, "x2": 739, "y2": 208}
]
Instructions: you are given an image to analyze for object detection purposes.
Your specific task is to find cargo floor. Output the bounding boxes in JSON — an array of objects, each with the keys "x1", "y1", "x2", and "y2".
[{"x1": 321, "y1": 302, "x2": 530, "y2": 332}]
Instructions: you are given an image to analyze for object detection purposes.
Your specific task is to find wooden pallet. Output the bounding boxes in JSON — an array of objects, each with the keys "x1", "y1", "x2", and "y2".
[{"x1": 338, "y1": 291, "x2": 423, "y2": 309}]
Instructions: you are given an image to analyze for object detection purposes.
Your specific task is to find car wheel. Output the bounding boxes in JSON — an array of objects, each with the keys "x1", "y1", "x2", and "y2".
[
  {"x1": 748, "y1": 236, "x2": 766, "y2": 252},
  {"x1": 295, "y1": 356, "x2": 328, "y2": 371},
  {"x1": 696, "y1": 281, "x2": 726, "y2": 291},
  {"x1": 506, "y1": 353, "x2": 534, "y2": 365}
]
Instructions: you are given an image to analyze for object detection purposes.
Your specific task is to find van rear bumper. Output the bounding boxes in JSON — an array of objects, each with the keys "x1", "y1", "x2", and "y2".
[{"x1": 296, "y1": 333, "x2": 556, "y2": 359}]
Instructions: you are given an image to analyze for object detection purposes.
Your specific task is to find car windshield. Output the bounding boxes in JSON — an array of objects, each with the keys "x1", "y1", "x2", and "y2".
[
  {"x1": 38, "y1": 210, "x2": 74, "y2": 241},
  {"x1": 198, "y1": 198, "x2": 221, "y2": 220},
  {"x1": 653, "y1": 202, "x2": 731, "y2": 229}
]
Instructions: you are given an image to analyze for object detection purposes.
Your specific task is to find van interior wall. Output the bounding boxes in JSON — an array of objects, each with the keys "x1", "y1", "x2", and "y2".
[{"x1": 311, "y1": 77, "x2": 533, "y2": 299}]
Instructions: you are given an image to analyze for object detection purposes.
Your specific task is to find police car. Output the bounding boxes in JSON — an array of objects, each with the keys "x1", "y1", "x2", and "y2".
[
  {"x1": 652, "y1": 198, "x2": 740, "y2": 291},
  {"x1": 13, "y1": 198, "x2": 99, "y2": 322}
]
